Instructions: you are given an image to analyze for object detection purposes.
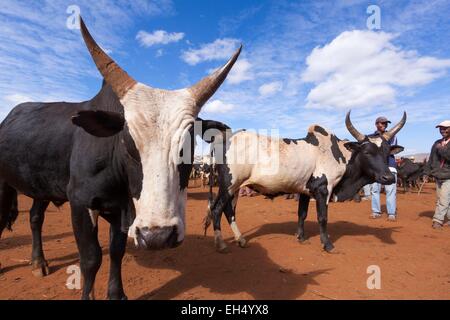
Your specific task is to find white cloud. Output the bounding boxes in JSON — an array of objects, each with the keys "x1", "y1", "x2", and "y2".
[
  {"x1": 0, "y1": 0, "x2": 175, "y2": 121},
  {"x1": 202, "y1": 99, "x2": 235, "y2": 114},
  {"x1": 302, "y1": 30, "x2": 450, "y2": 109},
  {"x1": 181, "y1": 38, "x2": 240, "y2": 65},
  {"x1": 227, "y1": 59, "x2": 254, "y2": 84},
  {"x1": 5, "y1": 94, "x2": 32, "y2": 106},
  {"x1": 136, "y1": 30, "x2": 184, "y2": 47},
  {"x1": 258, "y1": 81, "x2": 283, "y2": 97}
]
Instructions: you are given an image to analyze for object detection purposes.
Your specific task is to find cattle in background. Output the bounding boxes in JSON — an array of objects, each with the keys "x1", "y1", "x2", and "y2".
[
  {"x1": 193, "y1": 164, "x2": 202, "y2": 179},
  {"x1": 204, "y1": 112, "x2": 406, "y2": 253},
  {"x1": 189, "y1": 162, "x2": 216, "y2": 188},
  {"x1": 398, "y1": 158, "x2": 426, "y2": 192},
  {"x1": 199, "y1": 163, "x2": 212, "y2": 188},
  {"x1": 189, "y1": 163, "x2": 202, "y2": 187},
  {"x1": 194, "y1": 162, "x2": 220, "y2": 188},
  {"x1": 0, "y1": 17, "x2": 240, "y2": 299}
]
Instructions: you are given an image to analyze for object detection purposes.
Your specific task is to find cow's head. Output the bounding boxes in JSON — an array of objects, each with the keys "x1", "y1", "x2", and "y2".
[
  {"x1": 72, "y1": 17, "x2": 240, "y2": 250},
  {"x1": 343, "y1": 111, "x2": 406, "y2": 184}
]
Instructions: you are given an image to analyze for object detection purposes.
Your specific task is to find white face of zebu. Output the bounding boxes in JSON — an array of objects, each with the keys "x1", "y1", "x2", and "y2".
[
  {"x1": 122, "y1": 86, "x2": 196, "y2": 247},
  {"x1": 75, "y1": 17, "x2": 241, "y2": 249}
]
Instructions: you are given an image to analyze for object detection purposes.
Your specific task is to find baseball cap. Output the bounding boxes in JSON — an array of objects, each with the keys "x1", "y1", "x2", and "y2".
[
  {"x1": 436, "y1": 120, "x2": 450, "y2": 128},
  {"x1": 375, "y1": 116, "x2": 391, "y2": 124}
]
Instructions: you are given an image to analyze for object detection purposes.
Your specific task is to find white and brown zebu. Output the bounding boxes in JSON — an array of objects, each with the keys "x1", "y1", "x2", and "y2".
[{"x1": 204, "y1": 112, "x2": 406, "y2": 253}]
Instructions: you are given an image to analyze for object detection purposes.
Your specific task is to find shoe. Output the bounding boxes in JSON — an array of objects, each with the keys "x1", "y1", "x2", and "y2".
[
  {"x1": 361, "y1": 196, "x2": 371, "y2": 201},
  {"x1": 432, "y1": 221, "x2": 443, "y2": 229},
  {"x1": 370, "y1": 213, "x2": 382, "y2": 219},
  {"x1": 387, "y1": 215, "x2": 396, "y2": 222}
]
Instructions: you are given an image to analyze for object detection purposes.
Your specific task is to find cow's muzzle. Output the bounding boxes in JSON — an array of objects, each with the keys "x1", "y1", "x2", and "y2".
[
  {"x1": 136, "y1": 226, "x2": 182, "y2": 250},
  {"x1": 377, "y1": 172, "x2": 395, "y2": 185}
]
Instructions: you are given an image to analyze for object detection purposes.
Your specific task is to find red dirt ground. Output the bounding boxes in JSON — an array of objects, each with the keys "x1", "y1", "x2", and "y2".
[{"x1": 0, "y1": 183, "x2": 449, "y2": 300}]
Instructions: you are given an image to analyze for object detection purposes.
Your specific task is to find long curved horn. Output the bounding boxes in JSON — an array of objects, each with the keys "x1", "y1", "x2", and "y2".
[
  {"x1": 189, "y1": 45, "x2": 242, "y2": 111},
  {"x1": 345, "y1": 111, "x2": 366, "y2": 142},
  {"x1": 383, "y1": 111, "x2": 407, "y2": 141},
  {"x1": 79, "y1": 16, "x2": 137, "y2": 99}
]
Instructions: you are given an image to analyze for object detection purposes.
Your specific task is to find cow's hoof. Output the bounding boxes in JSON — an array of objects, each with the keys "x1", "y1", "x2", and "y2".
[
  {"x1": 31, "y1": 260, "x2": 50, "y2": 278},
  {"x1": 108, "y1": 294, "x2": 128, "y2": 300},
  {"x1": 323, "y1": 243, "x2": 335, "y2": 253},
  {"x1": 216, "y1": 246, "x2": 230, "y2": 254},
  {"x1": 215, "y1": 242, "x2": 229, "y2": 254},
  {"x1": 297, "y1": 236, "x2": 309, "y2": 244},
  {"x1": 236, "y1": 237, "x2": 247, "y2": 248}
]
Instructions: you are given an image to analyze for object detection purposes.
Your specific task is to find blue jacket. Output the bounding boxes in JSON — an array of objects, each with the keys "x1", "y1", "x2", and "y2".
[{"x1": 369, "y1": 131, "x2": 398, "y2": 169}]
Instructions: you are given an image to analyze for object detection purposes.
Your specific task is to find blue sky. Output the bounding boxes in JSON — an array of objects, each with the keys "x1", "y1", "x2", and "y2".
[{"x1": 1, "y1": 0, "x2": 449, "y2": 156}]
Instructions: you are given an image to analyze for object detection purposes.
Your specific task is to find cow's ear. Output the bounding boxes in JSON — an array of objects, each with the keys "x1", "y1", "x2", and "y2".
[
  {"x1": 343, "y1": 142, "x2": 361, "y2": 152},
  {"x1": 390, "y1": 145, "x2": 404, "y2": 155},
  {"x1": 200, "y1": 119, "x2": 230, "y2": 134},
  {"x1": 72, "y1": 110, "x2": 125, "y2": 137},
  {"x1": 196, "y1": 118, "x2": 230, "y2": 143}
]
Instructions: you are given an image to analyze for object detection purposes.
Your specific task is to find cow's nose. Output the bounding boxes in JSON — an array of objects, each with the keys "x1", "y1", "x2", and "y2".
[
  {"x1": 136, "y1": 226, "x2": 180, "y2": 250},
  {"x1": 380, "y1": 173, "x2": 395, "y2": 185}
]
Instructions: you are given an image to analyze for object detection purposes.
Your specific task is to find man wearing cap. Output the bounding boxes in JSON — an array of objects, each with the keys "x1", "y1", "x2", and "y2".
[
  {"x1": 370, "y1": 116, "x2": 399, "y2": 221},
  {"x1": 424, "y1": 120, "x2": 450, "y2": 229}
]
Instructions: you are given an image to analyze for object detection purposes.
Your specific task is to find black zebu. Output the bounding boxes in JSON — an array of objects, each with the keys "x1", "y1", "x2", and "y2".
[
  {"x1": 397, "y1": 158, "x2": 426, "y2": 192},
  {"x1": 0, "y1": 81, "x2": 229, "y2": 279},
  {"x1": 0, "y1": 17, "x2": 240, "y2": 299}
]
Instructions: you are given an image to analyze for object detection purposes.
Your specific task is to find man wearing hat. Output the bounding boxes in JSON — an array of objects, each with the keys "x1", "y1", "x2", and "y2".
[
  {"x1": 370, "y1": 116, "x2": 399, "y2": 221},
  {"x1": 424, "y1": 120, "x2": 450, "y2": 229}
]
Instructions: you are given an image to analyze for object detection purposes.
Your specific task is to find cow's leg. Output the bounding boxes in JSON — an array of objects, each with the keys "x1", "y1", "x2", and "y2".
[
  {"x1": 296, "y1": 194, "x2": 310, "y2": 243},
  {"x1": 224, "y1": 192, "x2": 246, "y2": 248},
  {"x1": 104, "y1": 214, "x2": 127, "y2": 300},
  {"x1": 211, "y1": 193, "x2": 232, "y2": 253},
  {"x1": 30, "y1": 200, "x2": 50, "y2": 277},
  {"x1": 315, "y1": 186, "x2": 334, "y2": 252},
  {"x1": 70, "y1": 204, "x2": 102, "y2": 300}
]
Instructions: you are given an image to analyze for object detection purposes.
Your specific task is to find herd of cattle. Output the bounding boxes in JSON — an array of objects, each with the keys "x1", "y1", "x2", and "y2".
[
  {"x1": 0, "y1": 18, "x2": 426, "y2": 300},
  {"x1": 190, "y1": 163, "x2": 218, "y2": 189},
  {"x1": 397, "y1": 158, "x2": 429, "y2": 193}
]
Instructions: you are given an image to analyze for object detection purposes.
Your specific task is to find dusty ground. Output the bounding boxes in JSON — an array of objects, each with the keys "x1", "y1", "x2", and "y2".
[{"x1": 0, "y1": 182, "x2": 449, "y2": 300}]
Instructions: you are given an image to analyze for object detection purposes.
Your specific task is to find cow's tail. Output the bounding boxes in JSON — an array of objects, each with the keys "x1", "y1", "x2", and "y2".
[
  {"x1": 8, "y1": 194, "x2": 19, "y2": 231},
  {"x1": 203, "y1": 144, "x2": 217, "y2": 236},
  {"x1": 0, "y1": 186, "x2": 19, "y2": 236}
]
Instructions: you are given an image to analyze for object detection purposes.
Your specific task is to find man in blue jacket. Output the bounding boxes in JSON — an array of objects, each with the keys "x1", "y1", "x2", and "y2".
[{"x1": 370, "y1": 116, "x2": 399, "y2": 221}]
